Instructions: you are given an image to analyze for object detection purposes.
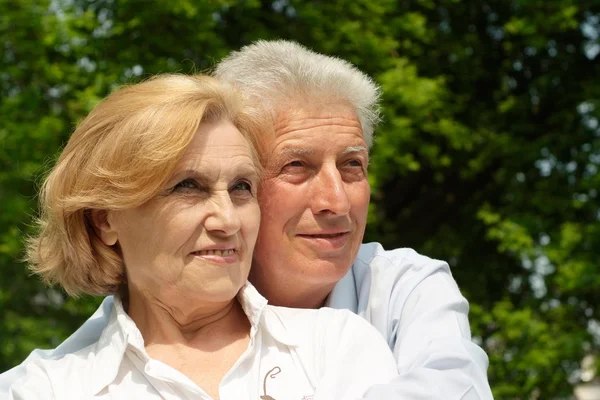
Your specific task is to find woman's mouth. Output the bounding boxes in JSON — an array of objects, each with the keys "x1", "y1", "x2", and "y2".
[
  {"x1": 192, "y1": 249, "x2": 236, "y2": 256},
  {"x1": 190, "y1": 249, "x2": 239, "y2": 264}
]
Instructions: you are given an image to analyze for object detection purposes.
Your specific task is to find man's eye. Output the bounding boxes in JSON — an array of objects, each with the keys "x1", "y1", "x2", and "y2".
[
  {"x1": 347, "y1": 159, "x2": 363, "y2": 167},
  {"x1": 281, "y1": 160, "x2": 306, "y2": 173},
  {"x1": 287, "y1": 160, "x2": 304, "y2": 168}
]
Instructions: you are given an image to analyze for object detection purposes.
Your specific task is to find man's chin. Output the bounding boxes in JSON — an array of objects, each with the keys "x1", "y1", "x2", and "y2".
[{"x1": 298, "y1": 256, "x2": 353, "y2": 284}]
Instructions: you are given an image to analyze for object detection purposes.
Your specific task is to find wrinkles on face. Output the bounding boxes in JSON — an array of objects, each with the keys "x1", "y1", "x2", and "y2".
[
  {"x1": 250, "y1": 103, "x2": 370, "y2": 306},
  {"x1": 273, "y1": 107, "x2": 362, "y2": 137},
  {"x1": 111, "y1": 120, "x2": 261, "y2": 328}
]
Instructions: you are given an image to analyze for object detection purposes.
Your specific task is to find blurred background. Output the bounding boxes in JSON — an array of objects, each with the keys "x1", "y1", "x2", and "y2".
[{"x1": 1, "y1": 0, "x2": 599, "y2": 398}]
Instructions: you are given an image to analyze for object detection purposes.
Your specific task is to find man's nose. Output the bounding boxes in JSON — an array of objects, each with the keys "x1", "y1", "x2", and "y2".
[
  {"x1": 310, "y1": 166, "x2": 351, "y2": 216},
  {"x1": 204, "y1": 194, "x2": 242, "y2": 236}
]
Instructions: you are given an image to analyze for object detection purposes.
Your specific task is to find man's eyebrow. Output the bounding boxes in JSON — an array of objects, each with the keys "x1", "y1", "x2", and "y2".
[
  {"x1": 281, "y1": 147, "x2": 314, "y2": 155},
  {"x1": 342, "y1": 145, "x2": 368, "y2": 154}
]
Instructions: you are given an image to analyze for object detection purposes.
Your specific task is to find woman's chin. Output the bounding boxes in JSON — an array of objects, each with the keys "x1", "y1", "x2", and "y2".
[{"x1": 184, "y1": 280, "x2": 246, "y2": 304}]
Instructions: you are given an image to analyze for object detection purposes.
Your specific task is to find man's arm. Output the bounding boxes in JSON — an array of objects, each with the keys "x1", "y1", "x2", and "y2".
[
  {"x1": 313, "y1": 308, "x2": 399, "y2": 400},
  {"x1": 353, "y1": 245, "x2": 493, "y2": 399},
  {"x1": 366, "y1": 270, "x2": 492, "y2": 399}
]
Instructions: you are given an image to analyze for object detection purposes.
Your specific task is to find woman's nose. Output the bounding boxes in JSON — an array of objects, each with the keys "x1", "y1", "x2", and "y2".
[{"x1": 204, "y1": 194, "x2": 242, "y2": 236}]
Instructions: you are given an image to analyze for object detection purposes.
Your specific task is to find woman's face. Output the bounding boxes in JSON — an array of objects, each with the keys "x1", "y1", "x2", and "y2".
[{"x1": 103, "y1": 120, "x2": 260, "y2": 309}]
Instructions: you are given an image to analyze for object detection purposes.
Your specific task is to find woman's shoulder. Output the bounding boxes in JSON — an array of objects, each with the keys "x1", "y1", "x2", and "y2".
[
  {"x1": 6, "y1": 359, "x2": 54, "y2": 399},
  {"x1": 7, "y1": 351, "x2": 88, "y2": 399},
  {"x1": 8, "y1": 334, "x2": 119, "y2": 399}
]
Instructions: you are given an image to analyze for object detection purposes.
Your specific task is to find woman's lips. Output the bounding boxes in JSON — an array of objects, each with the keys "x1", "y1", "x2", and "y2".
[{"x1": 191, "y1": 249, "x2": 239, "y2": 264}]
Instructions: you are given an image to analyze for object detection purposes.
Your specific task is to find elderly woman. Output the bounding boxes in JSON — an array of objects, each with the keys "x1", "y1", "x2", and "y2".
[{"x1": 6, "y1": 74, "x2": 397, "y2": 399}]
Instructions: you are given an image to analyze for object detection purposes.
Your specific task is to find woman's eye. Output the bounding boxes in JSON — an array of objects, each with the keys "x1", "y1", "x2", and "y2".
[
  {"x1": 173, "y1": 178, "x2": 198, "y2": 191},
  {"x1": 232, "y1": 180, "x2": 253, "y2": 192}
]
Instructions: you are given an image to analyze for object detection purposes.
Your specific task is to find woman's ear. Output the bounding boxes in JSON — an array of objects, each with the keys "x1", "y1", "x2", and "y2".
[{"x1": 90, "y1": 210, "x2": 118, "y2": 246}]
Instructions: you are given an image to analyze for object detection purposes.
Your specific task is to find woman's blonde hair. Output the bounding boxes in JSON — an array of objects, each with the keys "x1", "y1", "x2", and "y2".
[{"x1": 26, "y1": 74, "x2": 267, "y2": 297}]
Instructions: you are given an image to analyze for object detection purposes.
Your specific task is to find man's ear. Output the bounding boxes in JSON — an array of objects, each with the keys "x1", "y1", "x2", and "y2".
[{"x1": 90, "y1": 209, "x2": 118, "y2": 246}]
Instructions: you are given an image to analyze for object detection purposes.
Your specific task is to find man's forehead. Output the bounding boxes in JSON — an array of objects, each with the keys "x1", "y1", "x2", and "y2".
[
  {"x1": 265, "y1": 102, "x2": 366, "y2": 160},
  {"x1": 275, "y1": 102, "x2": 360, "y2": 122},
  {"x1": 279, "y1": 145, "x2": 368, "y2": 155},
  {"x1": 272, "y1": 107, "x2": 363, "y2": 140}
]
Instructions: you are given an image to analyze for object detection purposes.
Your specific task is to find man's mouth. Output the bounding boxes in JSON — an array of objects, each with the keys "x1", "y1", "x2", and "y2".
[
  {"x1": 298, "y1": 232, "x2": 348, "y2": 239},
  {"x1": 296, "y1": 232, "x2": 350, "y2": 252}
]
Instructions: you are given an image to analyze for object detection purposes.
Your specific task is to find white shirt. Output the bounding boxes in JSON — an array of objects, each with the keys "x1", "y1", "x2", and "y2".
[
  {"x1": 5, "y1": 283, "x2": 398, "y2": 400},
  {"x1": 326, "y1": 243, "x2": 493, "y2": 399},
  {"x1": 1, "y1": 244, "x2": 493, "y2": 399}
]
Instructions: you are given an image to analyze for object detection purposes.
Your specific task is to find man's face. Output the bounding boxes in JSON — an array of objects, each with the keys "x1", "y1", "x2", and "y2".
[{"x1": 251, "y1": 103, "x2": 370, "y2": 296}]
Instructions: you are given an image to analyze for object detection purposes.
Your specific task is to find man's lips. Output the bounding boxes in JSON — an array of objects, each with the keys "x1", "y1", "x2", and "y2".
[
  {"x1": 296, "y1": 232, "x2": 350, "y2": 252},
  {"x1": 296, "y1": 232, "x2": 349, "y2": 238}
]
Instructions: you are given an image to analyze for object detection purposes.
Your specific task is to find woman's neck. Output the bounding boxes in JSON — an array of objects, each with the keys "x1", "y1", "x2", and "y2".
[
  {"x1": 126, "y1": 289, "x2": 250, "y2": 346},
  {"x1": 126, "y1": 290, "x2": 252, "y2": 399}
]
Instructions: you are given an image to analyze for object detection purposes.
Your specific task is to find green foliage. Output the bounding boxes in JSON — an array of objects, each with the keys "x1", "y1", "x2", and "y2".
[{"x1": 1, "y1": 1, "x2": 599, "y2": 398}]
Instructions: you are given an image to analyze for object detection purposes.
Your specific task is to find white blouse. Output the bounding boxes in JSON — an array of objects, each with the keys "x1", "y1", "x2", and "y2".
[{"x1": 7, "y1": 283, "x2": 397, "y2": 400}]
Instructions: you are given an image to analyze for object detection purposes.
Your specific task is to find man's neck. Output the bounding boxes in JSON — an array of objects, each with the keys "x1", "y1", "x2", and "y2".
[{"x1": 249, "y1": 269, "x2": 334, "y2": 309}]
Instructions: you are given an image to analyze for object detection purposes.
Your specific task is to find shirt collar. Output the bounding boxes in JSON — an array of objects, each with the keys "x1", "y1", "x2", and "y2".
[
  {"x1": 89, "y1": 297, "x2": 129, "y2": 395},
  {"x1": 90, "y1": 282, "x2": 300, "y2": 395},
  {"x1": 114, "y1": 296, "x2": 146, "y2": 352},
  {"x1": 238, "y1": 282, "x2": 300, "y2": 347},
  {"x1": 237, "y1": 281, "x2": 268, "y2": 333},
  {"x1": 91, "y1": 295, "x2": 160, "y2": 395},
  {"x1": 324, "y1": 266, "x2": 358, "y2": 312}
]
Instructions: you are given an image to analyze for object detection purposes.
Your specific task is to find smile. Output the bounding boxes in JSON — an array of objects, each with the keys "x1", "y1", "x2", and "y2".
[
  {"x1": 192, "y1": 249, "x2": 236, "y2": 256},
  {"x1": 296, "y1": 232, "x2": 350, "y2": 253},
  {"x1": 300, "y1": 233, "x2": 348, "y2": 239}
]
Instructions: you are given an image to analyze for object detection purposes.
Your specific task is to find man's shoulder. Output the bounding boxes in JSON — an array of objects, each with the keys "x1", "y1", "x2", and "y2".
[
  {"x1": 354, "y1": 242, "x2": 450, "y2": 277},
  {"x1": 266, "y1": 304, "x2": 357, "y2": 329},
  {"x1": 343, "y1": 243, "x2": 467, "y2": 346},
  {"x1": 265, "y1": 304, "x2": 379, "y2": 349},
  {"x1": 265, "y1": 304, "x2": 368, "y2": 339},
  {"x1": 326, "y1": 243, "x2": 453, "y2": 313}
]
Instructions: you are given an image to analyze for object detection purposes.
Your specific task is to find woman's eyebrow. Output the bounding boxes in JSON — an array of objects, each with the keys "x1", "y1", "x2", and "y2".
[
  {"x1": 168, "y1": 169, "x2": 211, "y2": 185},
  {"x1": 175, "y1": 169, "x2": 206, "y2": 178},
  {"x1": 234, "y1": 164, "x2": 260, "y2": 179},
  {"x1": 174, "y1": 165, "x2": 258, "y2": 180}
]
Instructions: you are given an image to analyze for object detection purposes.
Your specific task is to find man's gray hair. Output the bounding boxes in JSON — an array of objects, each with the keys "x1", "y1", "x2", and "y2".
[{"x1": 214, "y1": 40, "x2": 381, "y2": 147}]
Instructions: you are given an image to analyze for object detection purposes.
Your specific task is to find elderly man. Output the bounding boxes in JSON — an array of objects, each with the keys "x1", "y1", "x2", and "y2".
[
  {"x1": 214, "y1": 40, "x2": 493, "y2": 399},
  {"x1": 1, "y1": 40, "x2": 492, "y2": 399}
]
